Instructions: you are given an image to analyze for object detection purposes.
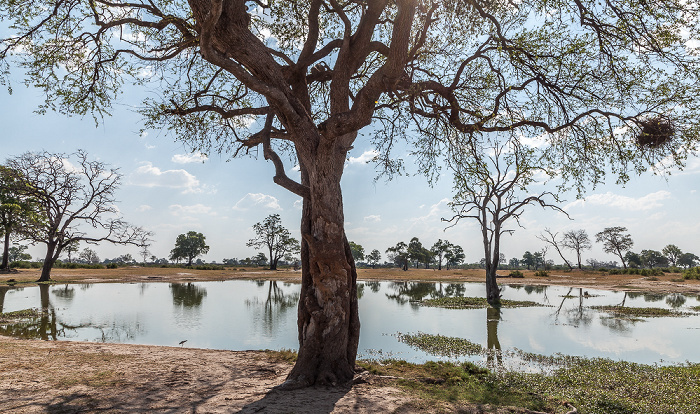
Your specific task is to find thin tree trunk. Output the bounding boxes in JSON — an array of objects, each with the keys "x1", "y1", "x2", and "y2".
[
  {"x1": 1, "y1": 230, "x2": 9, "y2": 269},
  {"x1": 38, "y1": 242, "x2": 58, "y2": 282}
]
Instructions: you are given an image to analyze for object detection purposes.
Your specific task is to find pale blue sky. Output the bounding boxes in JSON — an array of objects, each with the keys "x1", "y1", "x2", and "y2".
[{"x1": 2, "y1": 75, "x2": 700, "y2": 266}]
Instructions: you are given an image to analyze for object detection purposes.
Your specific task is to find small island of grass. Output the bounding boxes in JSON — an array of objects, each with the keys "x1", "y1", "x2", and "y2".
[{"x1": 420, "y1": 296, "x2": 544, "y2": 309}]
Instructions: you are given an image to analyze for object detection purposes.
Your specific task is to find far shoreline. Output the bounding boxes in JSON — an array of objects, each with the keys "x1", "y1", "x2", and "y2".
[{"x1": 2, "y1": 265, "x2": 699, "y2": 295}]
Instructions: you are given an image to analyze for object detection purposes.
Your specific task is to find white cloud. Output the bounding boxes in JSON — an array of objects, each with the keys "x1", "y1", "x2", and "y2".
[
  {"x1": 170, "y1": 204, "x2": 216, "y2": 217},
  {"x1": 364, "y1": 215, "x2": 381, "y2": 223},
  {"x1": 564, "y1": 191, "x2": 671, "y2": 211},
  {"x1": 293, "y1": 199, "x2": 303, "y2": 209},
  {"x1": 139, "y1": 131, "x2": 149, "y2": 139},
  {"x1": 172, "y1": 152, "x2": 208, "y2": 164},
  {"x1": 136, "y1": 205, "x2": 152, "y2": 212},
  {"x1": 348, "y1": 150, "x2": 378, "y2": 164},
  {"x1": 233, "y1": 193, "x2": 282, "y2": 211},
  {"x1": 410, "y1": 198, "x2": 452, "y2": 223},
  {"x1": 130, "y1": 162, "x2": 202, "y2": 193}
]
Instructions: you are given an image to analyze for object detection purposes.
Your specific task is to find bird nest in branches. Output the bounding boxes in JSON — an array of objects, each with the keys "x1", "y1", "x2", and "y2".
[{"x1": 636, "y1": 116, "x2": 675, "y2": 149}]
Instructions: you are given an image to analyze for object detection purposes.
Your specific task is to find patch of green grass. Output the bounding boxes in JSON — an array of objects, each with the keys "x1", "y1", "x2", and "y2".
[
  {"x1": 0, "y1": 307, "x2": 42, "y2": 322},
  {"x1": 264, "y1": 348, "x2": 297, "y2": 364},
  {"x1": 396, "y1": 332, "x2": 484, "y2": 357},
  {"x1": 420, "y1": 296, "x2": 544, "y2": 309},
  {"x1": 498, "y1": 359, "x2": 700, "y2": 414},
  {"x1": 591, "y1": 305, "x2": 691, "y2": 318},
  {"x1": 359, "y1": 359, "x2": 553, "y2": 412}
]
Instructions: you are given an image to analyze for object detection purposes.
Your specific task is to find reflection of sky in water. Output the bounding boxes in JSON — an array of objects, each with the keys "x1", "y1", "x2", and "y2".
[{"x1": 1, "y1": 280, "x2": 699, "y2": 365}]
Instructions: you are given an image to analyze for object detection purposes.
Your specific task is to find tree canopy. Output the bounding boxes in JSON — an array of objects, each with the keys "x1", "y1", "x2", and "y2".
[
  {"x1": 170, "y1": 231, "x2": 210, "y2": 266},
  {"x1": 246, "y1": 214, "x2": 299, "y2": 270}
]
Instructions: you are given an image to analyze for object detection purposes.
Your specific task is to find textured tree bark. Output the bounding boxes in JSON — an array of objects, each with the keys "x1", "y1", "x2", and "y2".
[
  {"x1": 279, "y1": 148, "x2": 360, "y2": 389},
  {"x1": 37, "y1": 242, "x2": 58, "y2": 282},
  {"x1": 485, "y1": 265, "x2": 501, "y2": 307}
]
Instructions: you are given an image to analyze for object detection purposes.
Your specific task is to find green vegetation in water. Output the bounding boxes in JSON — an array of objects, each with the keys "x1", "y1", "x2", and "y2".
[
  {"x1": 691, "y1": 306, "x2": 700, "y2": 312},
  {"x1": 591, "y1": 305, "x2": 691, "y2": 318},
  {"x1": 396, "y1": 332, "x2": 484, "y2": 357},
  {"x1": 420, "y1": 296, "x2": 543, "y2": 309},
  {"x1": 0, "y1": 308, "x2": 42, "y2": 322},
  {"x1": 499, "y1": 359, "x2": 700, "y2": 414},
  {"x1": 364, "y1": 334, "x2": 700, "y2": 413}
]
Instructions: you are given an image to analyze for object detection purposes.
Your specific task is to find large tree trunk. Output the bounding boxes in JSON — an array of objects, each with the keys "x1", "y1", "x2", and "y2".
[
  {"x1": 280, "y1": 149, "x2": 360, "y2": 389},
  {"x1": 38, "y1": 242, "x2": 58, "y2": 282}
]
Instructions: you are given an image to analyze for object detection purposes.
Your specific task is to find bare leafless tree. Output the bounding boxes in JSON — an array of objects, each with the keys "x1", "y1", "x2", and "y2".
[
  {"x1": 537, "y1": 228, "x2": 574, "y2": 270},
  {"x1": 562, "y1": 229, "x2": 592, "y2": 270},
  {"x1": 2, "y1": 0, "x2": 700, "y2": 387},
  {"x1": 446, "y1": 136, "x2": 566, "y2": 306},
  {"x1": 6, "y1": 151, "x2": 151, "y2": 281}
]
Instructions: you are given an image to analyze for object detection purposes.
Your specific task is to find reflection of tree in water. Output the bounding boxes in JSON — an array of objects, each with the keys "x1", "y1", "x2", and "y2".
[
  {"x1": 0, "y1": 285, "x2": 10, "y2": 313},
  {"x1": 0, "y1": 284, "x2": 85, "y2": 340},
  {"x1": 51, "y1": 284, "x2": 75, "y2": 301},
  {"x1": 486, "y1": 307, "x2": 502, "y2": 367},
  {"x1": 565, "y1": 288, "x2": 594, "y2": 327},
  {"x1": 643, "y1": 293, "x2": 664, "y2": 303},
  {"x1": 385, "y1": 282, "x2": 442, "y2": 307},
  {"x1": 170, "y1": 283, "x2": 207, "y2": 308},
  {"x1": 245, "y1": 281, "x2": 299, "y2": 334},
  {"x1": 95, "y1": 320, "x2": 145, "y2": 343},
  {"x1": 599, "y1": 315, "x2": 639, "y2": 332},
  {"x1": 665, "y1": 294, "x2": 686, "y2": 308},
  {"x1": 356, "y1": 283, "x2": 365, "y2": 299},
  {"x1": 364, "y1": 281, "x2": 381, "y2": 293}
]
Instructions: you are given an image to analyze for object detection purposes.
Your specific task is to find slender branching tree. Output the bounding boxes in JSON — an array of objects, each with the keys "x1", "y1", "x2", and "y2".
[
  {"x1": 446, "y1": 136, "x2": 566, "y2": 306},
  {"x1": 537, "y1": 228, "x2": 574, "y2": 270},
  {"x1": 562, "y1": 229, "x2": 592, "y2": 270}
]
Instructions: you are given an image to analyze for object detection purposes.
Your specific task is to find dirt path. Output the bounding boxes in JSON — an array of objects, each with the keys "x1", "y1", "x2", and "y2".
[{"x1": 0, "y1": 336, "x2": 415, "y2": 414}]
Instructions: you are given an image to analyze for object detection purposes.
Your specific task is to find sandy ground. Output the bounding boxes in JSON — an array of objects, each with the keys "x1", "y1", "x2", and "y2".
[
  {"x1": 0, "y1": 336, "x2": 415, "y2": 414},
  {"x1": 1, "y1": 266, "x2": 698, "y2": 413}
]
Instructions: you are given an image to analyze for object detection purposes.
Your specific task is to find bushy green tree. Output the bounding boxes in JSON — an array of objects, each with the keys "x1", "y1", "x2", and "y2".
[
  {"x1": 247, "y1": 214, "x2": 300, "y2": 270},
  {"x1": 366, "y1": 249, "x2": 382, "y2": 269},
  {"x1": 678, "y1": 252, "x2": 699, "y2": 269},
  {"x1": 8, "y1": 245, "x2": 31, "y2": 262},
  {"x1": 386, "y1": 242, "x2": 409, "y2": 271},
  {"x1": 596, "y1": 227, "x2": 634, "y2": 269},
  {"x1": 662, "y1": 244, "x2": 683, "y2": 267},
  {"x1": 640, "y1": 249, "x2": 668, "y2": 269},
  {"x1": 170, "y1": 231, "x2": 210, "y2": 266},
  {"x1": 349, "y1": 241, "x2": 365, "y2": 263}
]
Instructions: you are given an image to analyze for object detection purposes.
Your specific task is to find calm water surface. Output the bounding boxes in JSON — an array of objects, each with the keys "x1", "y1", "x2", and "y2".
[{"x1": 1, "y1": 280, "x2": 699, "y2": 365}]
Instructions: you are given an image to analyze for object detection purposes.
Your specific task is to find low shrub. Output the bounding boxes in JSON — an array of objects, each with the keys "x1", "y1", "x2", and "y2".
[
  {"x1": 684, "y1": 267, "x2": 700, "y2": 280},
  {"x1": 509, "y1": 270, "x2": 524, "y2": 278},
  {"x1": 106, "y1": 263, "x2": 119, "y2": 269},
  {"x1": 533, "y1": 270, "x2": 549, "y2": 277},
  {"x1": 9, "y1": 261, "x2": 42, "y2": 269}
]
